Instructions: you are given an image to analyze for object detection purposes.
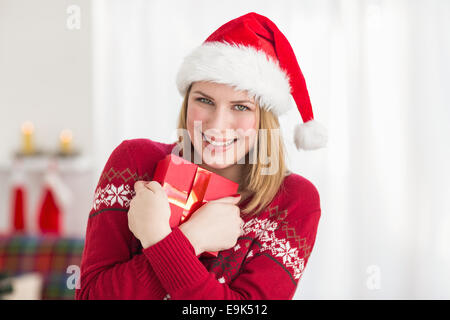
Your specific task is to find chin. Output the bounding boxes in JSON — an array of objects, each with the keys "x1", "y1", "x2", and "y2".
[
  {"x1": 192, "y1": 146, "x2": 245, "y2": 169},
  {"x1": 201, "y1": 155, "x2": 236, "y2": 169}
]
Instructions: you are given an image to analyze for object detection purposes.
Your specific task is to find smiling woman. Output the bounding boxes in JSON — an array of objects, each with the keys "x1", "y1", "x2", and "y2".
[
  {"x1": 176, "y1": 81, "x2": 289, "y2": 217},
  {"x1": 77, "y1": 12, "x2": 325, "y2": 301}
]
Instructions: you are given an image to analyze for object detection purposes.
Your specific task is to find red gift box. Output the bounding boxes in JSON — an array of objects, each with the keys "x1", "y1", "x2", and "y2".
[{"x1": 153, "y1": 154, "x2": 239, "y2": 257}]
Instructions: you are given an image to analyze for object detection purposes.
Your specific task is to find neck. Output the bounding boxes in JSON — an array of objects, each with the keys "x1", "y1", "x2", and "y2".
[{"x1": 198, "y1": 161, "x2": 243, "y2": 186}]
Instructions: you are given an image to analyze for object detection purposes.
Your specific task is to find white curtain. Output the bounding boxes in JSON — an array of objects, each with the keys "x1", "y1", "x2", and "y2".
[{"x1": 92, "y1": 0, "x2": 450, "y2": 299}]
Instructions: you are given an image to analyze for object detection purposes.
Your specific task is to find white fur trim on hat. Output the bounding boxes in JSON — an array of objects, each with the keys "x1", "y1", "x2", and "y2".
[
  {"x1": 294, "y1": 120, "x2": 328, "y2": 150},
  {"x1": 176, "y1": 41, "x2": 294, "y2": 116}
]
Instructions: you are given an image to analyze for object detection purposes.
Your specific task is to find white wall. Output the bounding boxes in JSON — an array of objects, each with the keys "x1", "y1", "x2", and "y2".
[
  {"x1": 0, "y1": 0, "x2": 94, "y2": 236},
  {"x1": 0, "y1": 0, "x2": 92, "y2": 166}
]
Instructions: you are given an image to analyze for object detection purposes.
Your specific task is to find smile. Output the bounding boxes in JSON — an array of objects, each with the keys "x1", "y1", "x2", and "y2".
[{"x1": 202, "y1": 133, "x2": 238, "y2": 147}]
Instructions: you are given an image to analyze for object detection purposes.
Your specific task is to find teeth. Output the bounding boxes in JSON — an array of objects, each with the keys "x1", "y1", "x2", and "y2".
[{"x1": 203, "y1": 134, "x2": 235, "y2": 147}]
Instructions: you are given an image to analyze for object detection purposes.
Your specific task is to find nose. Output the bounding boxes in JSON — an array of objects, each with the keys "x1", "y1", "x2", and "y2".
[{"x1": 206, "y1": 105, "x2": 233, "y2": 136}]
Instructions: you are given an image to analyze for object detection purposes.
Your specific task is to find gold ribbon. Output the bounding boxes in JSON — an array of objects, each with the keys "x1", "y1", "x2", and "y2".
[{"x1": 162, "y1": 167, "x2": 211, "y2": 225}]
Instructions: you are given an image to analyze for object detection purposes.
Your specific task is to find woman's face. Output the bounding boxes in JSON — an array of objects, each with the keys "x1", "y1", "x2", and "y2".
[{"x1": 186, "y1": 81, "x2": 260, "y2": 169}]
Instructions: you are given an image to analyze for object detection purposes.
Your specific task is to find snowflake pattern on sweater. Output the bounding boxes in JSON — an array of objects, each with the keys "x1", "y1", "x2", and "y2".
[
  {"x1": 91, "y1": 167, "x2": 150, "y2": 211},
  {"x1": 200, "y1": 204, "x2": 313, "y2": 286},
  {"x1": 242, "y1": 216, "x2": 306, "y2": 280},
  {"x1": 93, "y1": 184, "x2": 134, "y2": 210}
]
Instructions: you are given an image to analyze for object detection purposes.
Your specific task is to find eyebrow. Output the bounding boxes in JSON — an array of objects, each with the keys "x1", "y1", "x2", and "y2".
[{"x1": 192, "y1": 90, "x2": 255, "y2": 105}]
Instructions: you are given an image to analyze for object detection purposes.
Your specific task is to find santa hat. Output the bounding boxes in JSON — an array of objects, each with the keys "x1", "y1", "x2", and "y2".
[{"x1": 176, "y1": 12, "x2": 327, "y2": 151}]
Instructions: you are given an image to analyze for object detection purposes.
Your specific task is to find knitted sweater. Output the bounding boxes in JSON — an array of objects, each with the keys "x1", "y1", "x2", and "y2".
[{"x1": 75, "y1": 138, "x2": 321, "y2": 300}]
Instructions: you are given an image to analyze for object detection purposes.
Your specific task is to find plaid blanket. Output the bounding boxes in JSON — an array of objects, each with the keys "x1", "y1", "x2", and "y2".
[{"x1": 0, "y1": 234, "x2": 84, "y2": 300}]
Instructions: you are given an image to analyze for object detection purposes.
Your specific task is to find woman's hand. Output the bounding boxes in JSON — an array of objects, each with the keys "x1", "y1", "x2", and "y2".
[
  {"x1": 179, "y1": 195, "x2": 244, "y2": 256},
  {"x1": 127, "y1": 180, "x2": 172, "y2": 249}
]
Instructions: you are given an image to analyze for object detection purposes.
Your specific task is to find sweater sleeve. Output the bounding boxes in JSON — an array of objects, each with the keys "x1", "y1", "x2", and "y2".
[
  {"x1": 76, "y1": 140, "x2": 165, "y2": 300},
  {"x1": 143, "y1": 197, "x2": 321, "y2": 300}
]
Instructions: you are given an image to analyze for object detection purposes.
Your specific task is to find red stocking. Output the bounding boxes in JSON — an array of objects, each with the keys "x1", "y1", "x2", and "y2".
[
  {"x1": 37, "y1": 186, "x2": 61, "y2": 235},
  {"x1": 11, "y1": 185, "x2": 26, "y2": 232}
]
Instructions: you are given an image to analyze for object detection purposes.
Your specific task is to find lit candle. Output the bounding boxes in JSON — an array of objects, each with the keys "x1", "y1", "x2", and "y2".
[
  {"x1": 21, "y1": 121, "x2": 35, "y2": 155},
  {"x1": 60, "y1": 129, "x2": 73, "y2": 154}
]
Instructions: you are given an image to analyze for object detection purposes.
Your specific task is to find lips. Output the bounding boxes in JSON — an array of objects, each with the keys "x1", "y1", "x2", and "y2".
[{"x1": 202, "y1": 132, "x2": 238, "y2": 148}]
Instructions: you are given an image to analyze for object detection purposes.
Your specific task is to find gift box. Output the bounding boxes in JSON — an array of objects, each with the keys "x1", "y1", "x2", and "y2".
[{"x1": 153, "y1": 154, "x2": 240, "y2": 257}]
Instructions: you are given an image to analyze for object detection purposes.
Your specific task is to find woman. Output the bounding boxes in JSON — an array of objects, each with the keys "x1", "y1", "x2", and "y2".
[{"x1": 76, "y1": 12, "x2": 327, "y2": 300}]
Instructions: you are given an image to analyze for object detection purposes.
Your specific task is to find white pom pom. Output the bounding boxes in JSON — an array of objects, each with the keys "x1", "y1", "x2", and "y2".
[{"x1": 294, "y1": 120, "x2": 328, "y2": 151}]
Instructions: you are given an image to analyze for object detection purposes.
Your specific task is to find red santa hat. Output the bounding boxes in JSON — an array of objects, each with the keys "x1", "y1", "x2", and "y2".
[{"x1": 176, "y1": 12, "x2": 327, "y2": 150}]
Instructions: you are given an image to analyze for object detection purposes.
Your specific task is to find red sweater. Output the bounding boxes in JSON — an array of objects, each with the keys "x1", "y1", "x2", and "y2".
[{"x1": 75, "y1": 139, "x2": 321, "y2": 300}]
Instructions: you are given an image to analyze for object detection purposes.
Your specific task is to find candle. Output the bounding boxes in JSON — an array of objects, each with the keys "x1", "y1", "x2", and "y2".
[
  {"x1": 60, "y1": 129, "x2": 73, "y2": 154},
  {"x1": 21, "y1": 121, "x2": 35, "y2": 155}
]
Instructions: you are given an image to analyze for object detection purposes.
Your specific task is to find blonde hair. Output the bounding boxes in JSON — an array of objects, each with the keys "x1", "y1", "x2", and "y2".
[{"x1": 176, "y1": 84, "x2": 289, "y2": 218}]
